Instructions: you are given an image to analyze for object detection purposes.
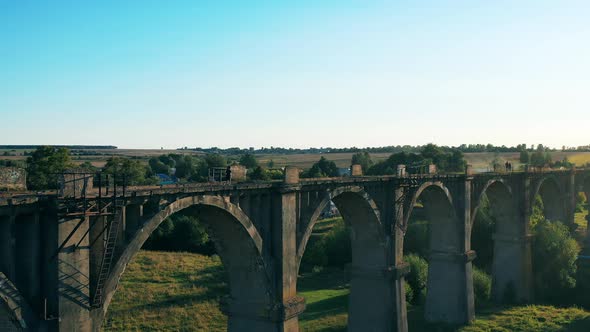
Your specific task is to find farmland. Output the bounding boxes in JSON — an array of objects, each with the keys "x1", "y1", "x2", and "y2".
[{"x1": 2, "y1": 147, "x2": 590, "y2": 171}]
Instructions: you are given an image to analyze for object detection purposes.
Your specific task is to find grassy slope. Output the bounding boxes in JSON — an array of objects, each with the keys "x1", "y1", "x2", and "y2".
[
  {"x1": 104, "y1": 250, "x2": 590, "y2": 332},
  {"x1": 103, "y1": 251, "x2": 228, "y2": 331}
]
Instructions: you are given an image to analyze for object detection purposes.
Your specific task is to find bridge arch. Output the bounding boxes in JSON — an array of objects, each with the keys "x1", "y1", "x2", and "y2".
[
  {"x1": 296, "y1": 186, "x2": 385, "y2": 269},
  {"x1": 96, "y1": 195, "x2": 273, "y2": 332},
  {"x1": 533, "y1": 175, "x2": 566, "y2": 222},
  {"x1": 470, "y1": 180, "x2": 530, "y2": 302},
  {"x1": 297, "y1": 186, "x2": 395, "y2": 331},
  {"x1": 471, "y1": 179, "x2": 513, "y2": 225},
  {"x1": 404, "y1": 181, "x2": 471, "y2": 324}
]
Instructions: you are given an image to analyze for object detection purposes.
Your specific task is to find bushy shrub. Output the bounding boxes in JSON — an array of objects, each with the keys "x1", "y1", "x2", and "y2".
[
  {"x1": 575, "y1": 192, "x2": 587, "y2": 213},
  {"x1": 404, "y1": 207, "x2": 429, "y2": 258},
  {"x1": 532, "y1": 219, "x2": 579, "y2": 304},
  {"x1": 473, "y1": 266, "x2": 492, "y2": 307},
  {"x1": 300, "y1": 218, "x2": 351, "y2": 271},
  {"x1": 143, "y1": 213, "x2": 215, "y2": 255},
  {"x1": 404, "y1": 281, "x2": 414, "y2": 304},
  {"x1": 471, "y1": 195, "x2": 495, "y2": 272},
  {"x1": 530, "y1": 195, "x2": 545, "y2": 228},
  {"x1": 301, "y1": 237, "x2": 328, "y2": 270},
  {"x1": 322, "y1": 221, "x2": 352, "y2": 267},
  {"x1": 405, "y1": 254, "x2": 428, "y2": 305}
]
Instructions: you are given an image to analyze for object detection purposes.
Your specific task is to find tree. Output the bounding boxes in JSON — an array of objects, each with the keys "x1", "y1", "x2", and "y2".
[
  {"x1": 304, "y1": 157, "x2": 339, "y2": 178},
  {"x1": 26, "y1": 146, "x2": 74, "y2": 189},
  {"x1": 149, "y1": 157, "x2": 170, "y2": 174},
  {"x1": 205, "y1": 154, "x2": 226, "y2": 168},
  {"x1": 239, "y1": 153, "x2": 258, "y2": 169},
  {"x1": 143, "y1": 212, "x2": 214, "y2": 254},
  {"x1": 174, "y1": 155, "x2": 203, "y2": 179},
  {"x1": 530, "y1": 150, "x2": 551, "y2": 167},
  {"x1": 351, "y1": 152, "x2": 372, "y2": 173},
  {"x1": 103, "y1": 157, "x2": 153, "y2": 186},
  {"x1": 519, "y1": 150, "x2": 530, "y2": 164},
  {"x1": 249, "y1": 166, "x2": 270, "y2": 181},
  {"x1": 78, "y1": 161, "x2": 97, "y2": 172},
  {"x1": 447, "y1": 150, "x2": 467, "y2": 172},
  {"x1": 471, "y1": 195, "x2": 495, "y2": 272},
  {"x1": 367, "y1": 151, "x2": 424, "y2": 175},
  {"x1": 532, "y1": 219, "x2": 579, "y2": 304},
  {"x1": 404, "y1": 254, "x2": 428, "y2": 305}
]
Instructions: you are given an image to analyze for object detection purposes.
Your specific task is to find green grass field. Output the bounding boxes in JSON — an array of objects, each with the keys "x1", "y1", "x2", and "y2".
[{"x1": 104, "y1": 250, "x2": 590, "y2": 331}]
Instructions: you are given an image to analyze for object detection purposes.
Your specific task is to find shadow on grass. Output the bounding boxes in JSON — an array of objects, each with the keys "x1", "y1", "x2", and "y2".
[
  {"x1": 407, "y1": 305, "x2": 463, "y2": 332},
  {"x1": 566, "y1": 316, "x2": 590, "y2": 332},
  {"x1": 298, "y1": 268, "x2": 349, "y2": 291},
  {"x1": 300, "y1": 293, "x2": 348, "y2": 322},
  {"x1": 115, "y1": 263, "x2": 229, "y2": 312}
]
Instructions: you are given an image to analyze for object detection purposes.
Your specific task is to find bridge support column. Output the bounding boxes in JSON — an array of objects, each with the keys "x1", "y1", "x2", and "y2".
[
  {"x1": 124, "y1": 203, "x2": 143, "y2": 240},
  {"x1": 259, "y1": 166, "x2": 305, "y2": 332},
  {"x1": 492, "y1": 234, "x2": 533, "y2": 303},
  {"x1": 224, "y1": 296, "x2": 306, "y2": 332},
  {"x1": 14, "y1": 213, "x2": 42, "y2": 308},
  {"x1": 348, "y1": 263, "x2": 409, "y2": 332},
  {"x1": 425, "y1": 250, "x2": 476, "y2": 325},
  {"x1": 56, "y1": 216, "x2": 92, "y2": 332},
  {"x1": 0, "y1": 214, "x2": 15, "y2": 281}
]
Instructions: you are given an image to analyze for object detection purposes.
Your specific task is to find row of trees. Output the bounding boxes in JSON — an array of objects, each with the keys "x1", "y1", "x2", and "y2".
[
  {"x1": 519, "y1": 144, "x2": 576, "y2": 168},
  {"x1": 300, "y1": 144, "x2": 466, "y2": 179},
  {"x1": 185, "y1": 143, "x2": 572, "y2": 155},
  {"x1": 365, "y1": 144, "x2": 467, "y2": 175}
]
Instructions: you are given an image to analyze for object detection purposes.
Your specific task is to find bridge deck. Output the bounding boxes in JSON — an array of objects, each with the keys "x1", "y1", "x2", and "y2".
[{"x1": 0, "y1": 168, "x2": 582, "y2": 207}]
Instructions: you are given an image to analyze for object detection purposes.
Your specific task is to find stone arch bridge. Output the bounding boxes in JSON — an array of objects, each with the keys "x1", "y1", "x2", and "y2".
[{"x1": 1, "y1": 166, "x2": 590, "y2": 332}]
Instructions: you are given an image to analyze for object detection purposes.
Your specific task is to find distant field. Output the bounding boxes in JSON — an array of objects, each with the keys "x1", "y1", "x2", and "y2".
[
  {"x1": 2, "y1": 148, "x2": 590, "y2": 170},
  {"x1": 0, "y1": 148, "x2": 203, "y2": 168},
  {"x1": 276, "y1": 151, "x2": 590, "y2": 170}
]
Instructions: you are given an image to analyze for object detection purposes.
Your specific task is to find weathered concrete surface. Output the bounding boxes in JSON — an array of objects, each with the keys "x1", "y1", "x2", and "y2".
[
  {"x1": 0, "y1": 168, "x2": 588, "y2": 332},
  {"x1": 0, "y1": 168, "x2": 26, "y2": 191},
  {"x1": 59, "y1": 171, "x2": 93, "y2": 198},
  {"x1": 0, "y1": 272, "x2": 39, "y2": 331},
  {"x1": 57, "y1": 216, "x2": 91, "y2": 332}
]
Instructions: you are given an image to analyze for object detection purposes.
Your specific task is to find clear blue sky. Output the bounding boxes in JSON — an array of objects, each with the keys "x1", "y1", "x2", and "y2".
[{"x1": 1, "y1": 1, "x2": 589, "y2": 149}]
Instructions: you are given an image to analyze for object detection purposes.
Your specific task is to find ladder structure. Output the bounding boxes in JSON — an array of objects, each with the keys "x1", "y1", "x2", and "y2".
[{"x1": 91, "y1": 205, "x2": 123, "y2": 308}]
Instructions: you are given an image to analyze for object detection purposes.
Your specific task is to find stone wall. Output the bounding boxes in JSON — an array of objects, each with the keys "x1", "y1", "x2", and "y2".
[
  {"x1": 0, "y1": 168, "x2": 26, "y2": 191},
  {"x1": 230, "y1": 165, "x2": 247, "y2": 182}
]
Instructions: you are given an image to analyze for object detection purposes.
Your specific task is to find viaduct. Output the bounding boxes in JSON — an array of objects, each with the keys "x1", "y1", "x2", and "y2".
[{"x1": 1, "y1": 165, "x2": 590, "y2": 332}]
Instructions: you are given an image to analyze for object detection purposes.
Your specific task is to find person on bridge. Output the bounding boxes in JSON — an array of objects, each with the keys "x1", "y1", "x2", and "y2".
[{"x1": 226, "y1": 166, "x2": 232, "y2": 183}]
